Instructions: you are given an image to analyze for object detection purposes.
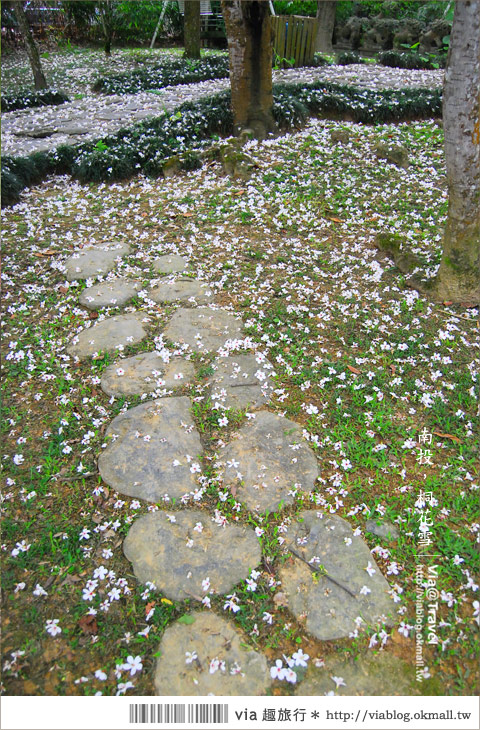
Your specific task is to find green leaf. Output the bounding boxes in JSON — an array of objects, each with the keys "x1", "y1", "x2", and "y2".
[
  {"x1": 295, "y1": 636, "x2": 302, "y2": 644},
  {"x1": 177, "y1": 614, "x2": 196, "y2": 625}
]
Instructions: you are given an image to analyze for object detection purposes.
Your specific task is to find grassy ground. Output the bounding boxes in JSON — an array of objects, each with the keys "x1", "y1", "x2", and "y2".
[
  {"x1": 1, "y1": 100, "x2": 479, "y2": 696},
  {"x1": 1, "y1": 46, "x2": 224, "y2": 98}
]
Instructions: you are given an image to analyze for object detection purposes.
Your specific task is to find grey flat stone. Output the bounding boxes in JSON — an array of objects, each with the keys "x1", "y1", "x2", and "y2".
[
  {"x1": 98, "y1": 397, "x2": 202, "y2": 502},
  {"x1": 297, "y1": 652, "x2": 418, "y2": 696},
  {"x1": 150, "y1": 279, "x2": 213, "y2": 305},
  {"x1": 154, "y1": 612, "x2": 270, "y2": 696},
  {"x1": 101, "y1": 352, "x2": 195, "y2": 397},
  {"x1": 365, "y1": 520, "x2": 400, "y2": 541},
  {"x1": 20, "y1": 127, "x2": 55, "y2": 138},
  {"x1": 164, "y1": 307, "x2": 244, "y2": 353},
  {"x1": 55, "y1": 123, "x2": 89, "y2": 135},
  {"x1": 67, "y1": 313, "x2": 147, "y2": 360},
  {"x1": 123, "y1": 510, "x2": 261, "y2": 601},
  {"x1": 153, "y1": 255, "x2": 189, "y2": 274},
  {"x1": 79, "y1": 279, "x2": 141, "y2": 310},
  {"x1": 208, "y1": 354, "x2": 275, "y2": 410},
  {"x1": 279, "y1": 511, "x2": 396, "y2": 641},
  {"x1": 65, "y1": 242, "x2": 130, "y2": 281},
  {"x1": 219, "y1": 412, "x2": 319, "y2": 513}
]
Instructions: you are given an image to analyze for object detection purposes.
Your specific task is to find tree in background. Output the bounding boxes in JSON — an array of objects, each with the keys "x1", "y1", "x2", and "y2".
[
  {"x1": 221, "y1": 0, "x2": 276, "y2": 139},
  {"x1": 378, "y1": 0, "x2": 479, "y2": 305},
  {"x1": 13, "y1": 1, "x2": 48, "y2": 89},
  {"x1": 432, "y1": 0, "x2": 479, "y2": 304},
  {"x1": 314, "y1": 0, "x2": 336, "y2": 53},
  {"x1": 184, "y1": 0, "x2": 201, "y2": 59},
  {"x1": 98, "y1": 0, "x2": 116, "y2": 55}
]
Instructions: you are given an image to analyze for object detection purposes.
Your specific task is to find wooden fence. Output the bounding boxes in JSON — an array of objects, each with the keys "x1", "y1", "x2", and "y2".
[{"x1": 272, "y1": 15, "x2": 317, "y2": 68}]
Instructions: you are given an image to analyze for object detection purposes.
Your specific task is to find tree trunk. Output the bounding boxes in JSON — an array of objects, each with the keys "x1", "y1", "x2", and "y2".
[
  {"x1": 184, "y1": 0, "x2": 201, "y2": 59},
  {"x1": 221, "y1": 0, "x2": 276, "y2": 140},
  {"x1": 99, "y1": 1, "x2": 115, "y2": 56},
  {"x1": 13, "y1": 1, "x2": 48, "y2": 90},
  {"x1": 315, "y1": 1, "x2": 337, "y2": 54},
  {"x1": 433, "y1": 0, "x2": 480, "y2": 305}
]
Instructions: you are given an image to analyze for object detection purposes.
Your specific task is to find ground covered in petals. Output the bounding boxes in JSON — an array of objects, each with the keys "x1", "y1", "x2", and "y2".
[{"x1": 1, "y1": 73, "x2": 479, "y2": 697}]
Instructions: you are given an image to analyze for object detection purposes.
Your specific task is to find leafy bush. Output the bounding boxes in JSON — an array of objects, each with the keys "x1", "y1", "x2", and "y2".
[
  {"x1": 336, "y1": 51, "x2": 365, "y2": 65},
  {"x1": 275, "y1": 81, "x2": 442, "y2": 126},
  {"x1": 310, "y1": 53, "x2": 334, "y2": 67},
  {"x1": 378, "y1": 50, "x2": 446, "y2": 70},
  {"x1": 1, "y1": 90, "x2": 70, "y2": 113},
  {"x1": 92, "y1": 56, "x2": 230, "y2": 95},
  {"x1": 1, "y1": 83, "x2": 441, "y2": 205}
]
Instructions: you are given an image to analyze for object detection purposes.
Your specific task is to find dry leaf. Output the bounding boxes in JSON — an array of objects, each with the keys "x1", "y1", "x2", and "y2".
[
  {"x1": 433, "y1": 431, "x2": 462, "y2": 444},
  {"x1": 347, "y1": 365, "x2": 361, "y2": 374},
  {"x1": 326, "y1": 216, "x2": 344, "y2": 223},
  {"x1": 78, "y1": 614, "x2": 98, "y2": 635},
  {"x1": 89, "y1": 311, "x2": 98, "y2": 320},
  {"x1": 145, "y1": 601, "x2": 156, "y2": 616}
]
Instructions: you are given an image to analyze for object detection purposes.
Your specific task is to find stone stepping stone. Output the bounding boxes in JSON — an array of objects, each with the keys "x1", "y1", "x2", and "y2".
[
  {"x1": 98, "y1": 396, "x2": 202, "y2": 502},
  {"x1": 219, "y1": 412, "x2": 319, "y2": 513},
  {"x1": 153, "y1": 254, "x2": 189, "y2": 274},
  {"x1": 67, "y1": 313, "x2": 147, "y2": 360},
  {"x1": 79, "y1": 279, "x2": 141, "y2": 310},
  {"x1": 279, "y1": 510, "x2": 395, "y2": 641},
  {"x1": 296, "y1": 652, "x2": 418, "y2": 696},
  {"x1": 154, "y1": 612, "x2": 270, "y2": 696},
  {"x1": 150, "y1": 279, "x2": 213, "y2": 305},
  {"x1": 123, "y1": 510, "x2": 261, "y2": 601},
  {"x1": 65, "y1": 242, "x2": 130, "y2": 281},
  {"x1": 164, "y1": 307, "x2": 244, "y2": 353},
  {"x1": 365, "y1": 519, "x2": 399, "y2": 541},
  {"x1": 208, "y1": 353, "x2": 275, "y2": 411},
  {"x1": 101, "y1": 352, "x2": 195, "y2": 397}
]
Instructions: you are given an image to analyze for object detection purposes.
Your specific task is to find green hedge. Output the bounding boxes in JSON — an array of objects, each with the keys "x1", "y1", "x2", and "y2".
[
  {"x1": 336, "y1": 51, "x2": 366, "y2": 66},
  {"x1": 2, "y1": 89, "x2": 70, "y2": 113},
  {"x1": 378, "y1": 50, "x2": 447, "y2": 70},
  {"x1": 1, "y1": 82, "x2": 442, "y2": 207},
  {"x1": 92, "y1": 56, "x2": 230, "y2": 95}
]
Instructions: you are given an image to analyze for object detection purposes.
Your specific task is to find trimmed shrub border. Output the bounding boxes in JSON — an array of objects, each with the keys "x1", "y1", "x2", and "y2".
[
  {"x1": 2, "y1": 90, "x2": 70, "y2": 113},
  {"x1": 92, "y1": 56, "x2": 230, "y2": 95},
  {"x1": 1, "y1": 82, "x2": 442, "y2": 207},
  {"x1": 378, "y1": 50, "x2": 447, "y2": 71}
]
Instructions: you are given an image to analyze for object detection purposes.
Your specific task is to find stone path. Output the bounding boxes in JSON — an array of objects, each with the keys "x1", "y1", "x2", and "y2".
[
  {"x1": 123, "y1": 510, "x2": 261, "y2": 601},
  {"x1": 65, "y1": 242, "x2": 130, "y2": 281},
  {"x1": 62, "y1": 183, "x2": 400, "y2": 695},
  {"x1": 279, "y1": 511, "x2": 394, "y2": 640},
  {"x1": 296, "y1": 652, "x2": 418, "y2": 696},
  {"x1": 218, "y1": 412, "x2": 319, "y2": 513},
  {"x1": 2, "y1": 64, "x2": 443, "y2": 157},
  {"x1": 154, "y1": 612, "x2": 270, "y2": 696}
]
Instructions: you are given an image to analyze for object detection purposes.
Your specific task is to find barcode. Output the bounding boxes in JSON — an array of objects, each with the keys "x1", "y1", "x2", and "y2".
[{"x1": 129, "y1": 703, "x2": 228, "y2": 724}]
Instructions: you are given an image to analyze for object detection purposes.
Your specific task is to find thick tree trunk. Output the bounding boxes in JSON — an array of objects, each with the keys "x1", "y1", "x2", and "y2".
[
  {"x1": 315, "y1": 1, "x2": 337, "y2": 54},
  {"x1": 13, "y1": 1, "x2": 48, "y2": 90},
  {"x1": 184, "y1": 0, "x2": 201, "y2": 59},
  {"x1": 221, "y1": 0, "x2": 276, "y2": 139},
  {"x1": 433, "y1": 0, "x2": 480, "y2": 305}
]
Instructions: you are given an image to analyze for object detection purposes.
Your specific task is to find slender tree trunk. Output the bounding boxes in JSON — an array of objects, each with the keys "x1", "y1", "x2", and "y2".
[
  {"x1": 13, "y1": 1, "x2": 48, "y2": 90},
  {"x1": 99, "y1": 1, "x2": 115, "y2": 56},
  {"x1": 221, "y1": 0, "x2": 276, "y2": 139},
  {"x1": 184, "y1": 0, "x2": 201, "y2": 59},
  {"x1": 315, "y1": 0, "x2": 337, "y2": 54},
  {"x1": 433, "y1": 0, "x2": 480, "y2": 305}
]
